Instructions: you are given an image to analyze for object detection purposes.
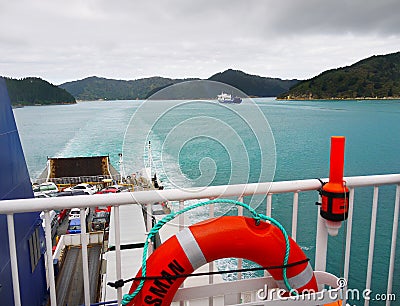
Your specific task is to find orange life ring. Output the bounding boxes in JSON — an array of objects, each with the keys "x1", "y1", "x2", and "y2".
[
  {"x1": 127, "y1": 216, "x2": 318, "y2": 305},
  {"x1": 325, "y1": 302, "x2": 342, "y2": 306}
]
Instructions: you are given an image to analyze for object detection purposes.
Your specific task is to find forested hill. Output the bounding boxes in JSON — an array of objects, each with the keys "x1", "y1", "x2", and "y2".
[
  {"x1": 5, "y1": 77, "x2": 76, "y2": 106},
  {"x1": 7, "y1": 52, "x2": 400, "y2": 103},
  {"x1": 208, "y1": 69, "x2": 299, "y2": 97},
  {"x1": 60, "y1": 71, "x2": 298, "y2": 101},
  {"x1": 279, "y1": 52, "x2": 400, "y2": 100},
  {"x1": 59, "y1": 76, "x2": 193, "y2": 101}
]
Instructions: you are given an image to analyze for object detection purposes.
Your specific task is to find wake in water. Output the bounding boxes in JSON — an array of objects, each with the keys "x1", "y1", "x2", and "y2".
[
  {"x1": 120, "y1": 80, "x2": 278, "y2": 281},
  {"x1": 122, "y1": 80, "x2": 276, "y2": 211}
]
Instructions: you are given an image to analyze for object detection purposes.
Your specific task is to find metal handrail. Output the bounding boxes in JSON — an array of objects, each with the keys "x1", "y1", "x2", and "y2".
[
  {"x1": 2, "y1": 174, "x2": 399, "y2": 214},
  {"x1": 1, "y1": 173, "x2": 399, "y2": 306}
]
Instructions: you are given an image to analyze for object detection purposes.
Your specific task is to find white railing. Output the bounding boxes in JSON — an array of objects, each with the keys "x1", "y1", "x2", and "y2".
[{"x1": 1, "y1": 174, "x2": 399, "y2": 306}]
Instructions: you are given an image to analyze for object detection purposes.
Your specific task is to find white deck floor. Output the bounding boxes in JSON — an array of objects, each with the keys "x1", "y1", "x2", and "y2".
[
  {"x1": 108, "y1": 204, "x2": 147, "y2": 248},
  {"x1": 102, "y1": 248, "x2": 144, "y2": 302}
]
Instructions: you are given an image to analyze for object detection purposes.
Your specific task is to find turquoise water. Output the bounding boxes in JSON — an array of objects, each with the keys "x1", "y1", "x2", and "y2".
[{"x1": 13, "y1": 98, "x2": 400, "y2": 305}]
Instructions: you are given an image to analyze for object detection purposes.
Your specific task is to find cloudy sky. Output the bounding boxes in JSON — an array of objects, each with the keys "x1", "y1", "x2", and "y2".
[{"x1": 1, "y1": 0, "x2": 399, "y2": 85}]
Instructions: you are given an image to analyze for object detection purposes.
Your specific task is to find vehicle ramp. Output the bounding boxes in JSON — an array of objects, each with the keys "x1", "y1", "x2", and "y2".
[{"x1": 55, "y1": 244, "x2": 102, "y2": 305}]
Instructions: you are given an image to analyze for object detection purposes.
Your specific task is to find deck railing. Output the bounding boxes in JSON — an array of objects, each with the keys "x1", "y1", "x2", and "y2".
[{"x1": 1, "y1": 174, "x2": 399, "y2": 306}]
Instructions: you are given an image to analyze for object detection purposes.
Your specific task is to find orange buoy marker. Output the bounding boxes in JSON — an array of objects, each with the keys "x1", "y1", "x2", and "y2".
[
  {"x1": 126, "y1": 216, "x2": 318, "y2": 305},
  {"x1": 320, "y1": 136, "x2": 349, "y2": 236}
]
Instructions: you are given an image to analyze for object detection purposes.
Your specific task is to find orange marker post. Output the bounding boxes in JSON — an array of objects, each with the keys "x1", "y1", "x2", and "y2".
[
  {"x1": 329, "y1": 136, "x2": 346, "y2": 185},
  {"x1": 320, "y1": 136, "x2": 349, "y2": 235}
]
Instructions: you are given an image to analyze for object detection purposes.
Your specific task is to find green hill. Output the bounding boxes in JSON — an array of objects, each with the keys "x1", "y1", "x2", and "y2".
[
  {"x1": 5, "y1": 77, "x2": 76, "y2": 106},
  {"x1": 60, "y1": 71, "x2": 298, "y2": 101},
  {"x1": 59, "y1": 76, "x2": 189, "y2": 101},
  {"x1": 208, "y1": 69, "x2": 298, "y2": 97},
  {"x1": 7, "y1": 52, "x2": 400, "y2": 103},
  {"x1": 279, "y1": 52, "x2": 400, "y2": 100}
]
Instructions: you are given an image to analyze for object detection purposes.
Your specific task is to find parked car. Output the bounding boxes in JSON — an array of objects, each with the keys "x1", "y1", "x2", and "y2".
[
  {"x1": 94, "y1": 205, "x2": 111, "y2": 214},
  {"x1": 33, "y1": 182, "x2": 59, "y2": 196},
  {"x1": 34, "y1": 192, "x2": 51, "y2": 198},
  {"x1": 54, "y1": 190, "x2": 88, "y2": 197},
  {"x1": 152, "y1": 203, "x2": 166, "y2": 215},
  {"x1": 68, "y1": 207, "x2": 90, "y2": 221},
  {"x1": 64, "y1": 183, "x2": 97, "y2": 195},
  {"x1": 67, "y1": 219, "x2": 81, "y2": 234},
  {"x1": 55, "y1": 209, "x2": 69, "y2": 224},
  {"x1": 96, "y1": 185, "x2": 129, "y2": 194},
  {"x1": 91, "y1": 212, "x2": 110, "y2": 231}
]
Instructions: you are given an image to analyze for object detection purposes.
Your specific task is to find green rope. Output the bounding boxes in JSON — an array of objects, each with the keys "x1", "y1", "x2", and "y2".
[{"x1": 121, "y1": 199, "x2": 294, "y2": 305}]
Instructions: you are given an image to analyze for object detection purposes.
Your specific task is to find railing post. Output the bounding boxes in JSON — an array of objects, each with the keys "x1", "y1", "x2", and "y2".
[
  {"x1": 209, "y1": 202, "x2": 214, "y2": 306},
  {"x1": 227, "y1": 196, "x2": 244, "y2": 304},
  {"x1": 264, "y1": 194, "x2": 273, "y2": 278},
  {"x1": 315, "y1": 193, "x2": 328, "y2": 274},
  {"x1": 80, "y1": 208, "x2": 90, "y2": 306},
  {"x1": 266, "y1": 193, "x2": 272, "y2": 218},
  {"x1": 237, "y1": 196, "x2": 243, "y2": 281},
  {"x1": 113, "y1": 205, "x2": 123, "y2": 304},
  {"x1": 7, "y1": 214, "x2": 21, "y2": 306},
  {"x1": 365, "y1": 186, "x2": 379, "y2": 306},
  {"x1": 386, "y1": 184, "x2": 400, "y2": 306},
  {"x1": 342, "y1": 187, "x2": 355, "y2": 306},
  {"x1": 147, "y1": 203, "x2": 153, "y2": 255},
  {"x1": 179, "y1": 200, "x2": 184, "y2": 231},
  {"x1": 178, "y1": 200, "x2": 185, "y2": 306},
  {"x1": 291, "y1": 192, "x2": 299, "y2": 241},
  {"x1": 44, "y1": 211, "x2": 57, "y2": 306}
]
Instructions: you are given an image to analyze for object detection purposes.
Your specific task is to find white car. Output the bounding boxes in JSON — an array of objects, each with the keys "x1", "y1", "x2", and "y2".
[
  {"x1": 68, "y1": 207, "x2": 90, "y2": 221},
  {"x1": 33, "y1": 182, "x2": 59, "y2": 195},
  {"x1": 64, "y1": 183, "x2": 96, "y2": 195}
]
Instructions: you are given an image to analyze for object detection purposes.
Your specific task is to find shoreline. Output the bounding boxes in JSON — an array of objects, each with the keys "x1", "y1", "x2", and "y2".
[
  {"x1": 12, "y1": 101, "x2": 76, "y2": 107},
  {"x1": 276, "y1": 97, "x2": 400, "y2": 101}
]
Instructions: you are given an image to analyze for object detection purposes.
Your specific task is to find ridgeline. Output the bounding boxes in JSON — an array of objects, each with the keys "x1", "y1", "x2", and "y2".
[
  {"x1": 6, "y1": 51, "x2": 400, "y2": 104},
  {"x1": 59, "y1": 76, "x2": 196, "y2": 101},
  {"x1": 4, "y1": 77, "x2": 76, "y2": 106},
  {"x1": 279, "y1": 52, "x2": 400, "y2": 100},
  {"x1": 60, "y1": 71, "x2": 298, "y2": 101},
  {"x1": 208, "y1": 69, "x2": 298, "y2": 97}
]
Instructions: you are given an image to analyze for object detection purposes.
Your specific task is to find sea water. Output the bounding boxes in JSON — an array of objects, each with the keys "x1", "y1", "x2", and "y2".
[{"x1": 13, "y1": 98, "x2": 400, "y2": 305}]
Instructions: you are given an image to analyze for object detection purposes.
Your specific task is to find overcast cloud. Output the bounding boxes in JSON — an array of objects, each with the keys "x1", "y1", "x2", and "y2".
[{"x1": 0, "y1": 0, "x2": 399, "y2": 84}]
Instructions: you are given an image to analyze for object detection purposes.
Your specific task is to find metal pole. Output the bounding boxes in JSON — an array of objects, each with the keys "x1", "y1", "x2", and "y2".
[
  {"x1": 208, "y1": 203, "x2": 214, "y2": 306},
  {"x1": 291, "y1": 192, "x2": 299, "y2": 241},
  {"x1": 7, "y1": 214, "x2": 21, "y2": 306},
  {"x1": 342, "y1": 188, "x2": 355, "y2": 306},
  {"x1": 235, "y1": 196, "x2": 243, "y2": 303},
  {"x1": 44, "y1": 211, "x2": 57, "y2": 306},
  {"x1": 147, "y1": 203, "x2": 153, "y2": 255},
  {"x1": 237, "y1": 196, "x2": 243, "y2": 281},
  {"x1": 178, "y1": 200, "x2": 185, "y2": 306},
  {"x1": 179, "y1": 200, "x2": 184, "y2": 231},
  {"x1": 266, "y1": 193, "x2": 272, "y2": 218},
  {"x1": 315, "y1": 193, "x2": 328, "y2": 273},
  {"x1": 80, "y1": 208, "x2": 90, "y2": 306},
  {"x1": 365, "y1": 186, "x2": 379, "y2": 306},
  {"x1": 386, "y1": 184, "x2": 400, "y2": 306},
  {"x1": 114, "y1": 205, "x2": 123, "y2": 304}
]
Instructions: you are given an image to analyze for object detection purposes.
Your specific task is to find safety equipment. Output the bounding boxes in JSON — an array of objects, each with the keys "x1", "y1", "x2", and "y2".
[
  {"x1": 126, "y1": 216, "x2": 318, "y2": 305},
  {"x1": 320, "y1": 136, "x2": 349, "y2": 221}
]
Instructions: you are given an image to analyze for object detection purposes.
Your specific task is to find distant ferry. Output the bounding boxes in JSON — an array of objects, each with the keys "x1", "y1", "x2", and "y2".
[{"x1": 217, "y1": 92, "x2": 242, "y2": 104}]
